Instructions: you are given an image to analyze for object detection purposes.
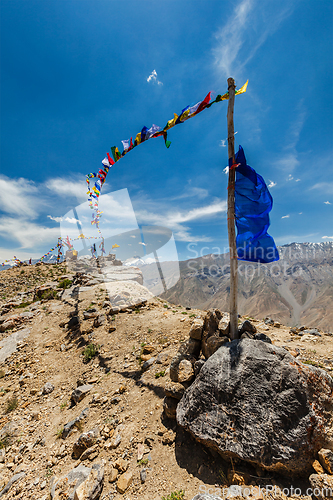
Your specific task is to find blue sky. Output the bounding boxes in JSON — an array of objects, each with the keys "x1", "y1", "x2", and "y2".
[{"x1": 0, "y1": 0, "x2": 332, "y2": 263}]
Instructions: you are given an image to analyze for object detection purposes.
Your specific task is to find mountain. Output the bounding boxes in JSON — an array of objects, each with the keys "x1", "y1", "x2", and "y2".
[{"x1": 158, "y1": 242, "x2": 333, "y2": 331}]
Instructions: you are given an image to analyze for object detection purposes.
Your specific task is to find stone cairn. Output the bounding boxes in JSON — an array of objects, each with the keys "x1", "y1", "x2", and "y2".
[{"x1": 163, "y1": 308, "x2": 269, "y2": 419}]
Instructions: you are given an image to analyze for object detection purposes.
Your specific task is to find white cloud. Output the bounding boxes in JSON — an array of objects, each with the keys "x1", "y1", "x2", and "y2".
[
  {"x1": 65, "y1": 217, "x2": 81, "y2": 224},
  {"x1": 213, "y1": 0, "x2": 254, "y2": 77},
  {"x1": 273, "y1": 153, "x2": 300, "y2": 173},
  {"x1": 138, "y1": 242, "x2": 146, "y2": 246},
  {"x1": 0, "y1": 176, "x2": 40, "y2": 218},
  {"x1": 171, "y1": 186, "x2": 209, "y2": 201},
  {"x1": 147, "y1": 70, "x2": 163, "y2": 85},
  {"x1": 172, "y1": 230, "x2": 213, "y2": 243},
  {"x1": 48, "y1": 215, "x2": 63, "y2": 223},
  {"x1": 130, "y1": 235, "x2": 136, "y2": 238},
  {"x1": 223, "y1": 166, "x2": 229, "y2": 175},
  {"x1": 136, "y1": 199, "x2": 227, "y2": 242},
  {"x1": 310, "y1": 182, "x2": 333, "y2": 195},
  {"x1": 295, "y1": 179, "x2": 301, "y2": 182},
  {"x1": 213, "y1": 0, "x2": 294, "y2": 78},
  {"x1": 0, "y1": 216, "x2": 59, "y2": 249},
  {"x1": 268, "y1": 181, "x2": 276, "y2": 188},
  {"x1": 220, "y1": 139, "x2": 227, "y2": 147},
  {"x1": 273, "y1": 102, "x2": 306, "y2": 174},
  {"x1": 324, "y1": 201, "x2": 331, "y2": 204},
  {"x1": 48, "y1": 215, "x2": 81, "y2": 224},
  {"x1": 281, "y1": 215, "x2": 290, "y2": 219},
  {"x1": 299, "y1": 212, "x2": 303, "y2": 215},
  {"x1": 46, "y1": 177, "x2": 87, "y2": 202},
  {"x1": 322, "y1": 236, "x2": 333, "y2": 239}
]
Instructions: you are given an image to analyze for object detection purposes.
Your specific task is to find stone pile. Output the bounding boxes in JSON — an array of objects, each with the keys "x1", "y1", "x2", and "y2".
[{"x1": 164, "y1": 309, "x2": 271, "y2": 419}]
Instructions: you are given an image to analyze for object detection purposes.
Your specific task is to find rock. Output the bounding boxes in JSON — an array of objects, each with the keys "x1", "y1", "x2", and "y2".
[
  {"x1": 163, "y1": 397, "x2": 178, "y2": 419},
  {"x1": 142, "y1": 345, "x2": 155, "y2": 354},
  {"x1": 194, "y1": 359, "x2": 205, "y2": 377},
  {"x1": 170, "y1": 338, "x2": 201, "y2": 382},
  {"x1": 80, "y1": 444, "x2": 99, "y2": 461},
  {"x1": 189, "y1": 319, "x2": 204, "y2": 340},
  {"x1": 93, "y1": 314, "x2": 106, "y2": 327},
  {"x1": 176, "y1": 338, "x2": 333, "y2": 476},
  {"x1": 254, "y1": 333, "x2": 272, "y2": 343},
  {"x1": 181, "y1": 338, "x2": 201, "y2": 357},
  {"x1": 309, "y1": 473, "x2": 333, "y2": 500},
  {"x1": 218, "y1": 317, "x2": 230, "y2": 337},
  {"x1": 71, "y1": 385, "x2": 93, "y2": 405},
  {"x1": 68, "y1": 316, "x2": 80, "y2": 329},
  {"x1": 165, "y1": 381, "x2": 185, "y2": 400},
  {"x1": 204, "y1": 309, "x2": 223, "y2": 336},
  {"x1": 0, "y1": 327, "x2": 30, "y2": 363},
  {"x1": 238, "y1": 319, "x2": 257, "y2": 335},
  {"x1": 114, "y1": 458, "x2": 128, "y2": 473},
  {"x1": 162, "y1": 429, "x2": 175, "y2": 445},
  {"x1": 140, "y1": 354, "x2": 152, "y2": 362},
  {"x1": 141, "y1": 357, "x2": 155, "y2": 371},
  {"x1": 0, "y1": 318, "x2": 20, "y2": 332},
  {"x1": 105, "y1": 430, "x2": 121, "y2": 449},
  {"x1": 62, "y1": 407, "x2": 89, "y2": 439},
  {"x1": 50, "y1": 463, "x2": 104, "y2": 500},
  {"x1": 83, "y1": 309, "x2": 98, "y2": 320},
  {"x1": 156, "y1": 352, "x2": 169, "y2": 365},
  {"x1": 304, "y1": 328, "x2": 322, "y2": 337},
  {"x1": 140, "y1": 468, "x2": 147, "y2": 483},
  {"x1": 108, "y1": 466, "x2": 118, "y2": 483},
  {"x1": 240, "y1": 331, "x2": 254, "y2": 340},
  {"x1": 178, "y1": 359, "x2": 194, "y2": 383},
  {"x1": 201, "y1": 309, "x2": 223, "y2": 358},
  {"x1": 318, "y1": 448, "x2": 333, "y2": 474},
  {"x1": 73, "y1": 428, "x2": 99, "y2": 459},
  {"x1": 227, "y1": 469, "x2": 249, "y2": 485},
  {"x1": 264, "y1": 317, "x2": 274, "y2": 325},
  {"x1": 0, "y1": 450, "x2": 5, "y2": 463},
  {"x1": 313, "y1": 459, "x2": 325, "y2": 474},
  {"x1": 0, "y1": 472, "x2": 25, "y2": 498},
  {"x1": 203, "y1": 335, "x2": 229, "y2": 359},
  {"x1": 35, "y1": 282, "x2": 58, "y2": 300},
  {"x1": 117, "y1": 470, "x2": 133, "y2": 494},
  {"x1": 42, "y1": 382, "x2": 54, "y2": 394}
]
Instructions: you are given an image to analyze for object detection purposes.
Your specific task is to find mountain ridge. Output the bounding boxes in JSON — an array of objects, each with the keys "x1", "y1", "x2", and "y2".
[{"x1": 154, "y1": 242, "x2": 333, "y2": 331}]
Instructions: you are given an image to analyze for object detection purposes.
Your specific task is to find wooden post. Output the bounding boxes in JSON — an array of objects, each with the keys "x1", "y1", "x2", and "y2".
[{"x1": 227, "y1": 77, "x2": 239, "y2": 340}]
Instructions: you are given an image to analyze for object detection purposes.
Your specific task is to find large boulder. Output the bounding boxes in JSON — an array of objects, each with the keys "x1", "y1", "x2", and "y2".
[{"x1": 176, "y1": 338, "x2": 333, "y2": 476}]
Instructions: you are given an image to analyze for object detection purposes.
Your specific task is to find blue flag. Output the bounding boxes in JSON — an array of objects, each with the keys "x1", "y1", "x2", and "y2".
[{"x1": 234, "y1": 146, "x2": 279, "y2": 263}]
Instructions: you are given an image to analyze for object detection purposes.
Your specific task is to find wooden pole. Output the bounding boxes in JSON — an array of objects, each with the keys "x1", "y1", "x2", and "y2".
[{"x1": 227, "y1": 77, "x2": 239, "y2": 340}]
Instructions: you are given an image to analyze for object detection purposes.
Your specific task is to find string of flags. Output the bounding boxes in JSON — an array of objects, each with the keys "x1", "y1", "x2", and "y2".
[
  {"x1": 86, "y1": 81, "x2": 248, "y2": 229},
  {"x1": 0, "y1": 235, "x2": 121, "y2": 267},
  {"x1": 1, "y1": 257, "x2": 22, "y2": 267}
]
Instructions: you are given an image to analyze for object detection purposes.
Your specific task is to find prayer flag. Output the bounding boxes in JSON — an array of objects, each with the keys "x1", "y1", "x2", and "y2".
[{"x1": 234, "y1": 146, "x2": 279, "y2": 263}]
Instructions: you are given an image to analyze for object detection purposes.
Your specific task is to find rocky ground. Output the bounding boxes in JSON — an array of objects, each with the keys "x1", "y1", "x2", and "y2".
[{"x1": 0, "y1": 263, "x2": 332, "y2": 499}]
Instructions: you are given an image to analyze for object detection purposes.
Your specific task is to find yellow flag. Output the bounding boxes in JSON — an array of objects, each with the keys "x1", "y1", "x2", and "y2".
[
  {"x1": 164, "y1": 113, "x2": 178, "y2": 130},
  {"x1": 236, "y1": 80, "x2": 249, "y2": 95},
  {"x1": 217, "y1": 80, "x2": 248, "y2": 102},
  {"x1": 112, "y1": 244, "x2": 120, "y2": 249}
]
